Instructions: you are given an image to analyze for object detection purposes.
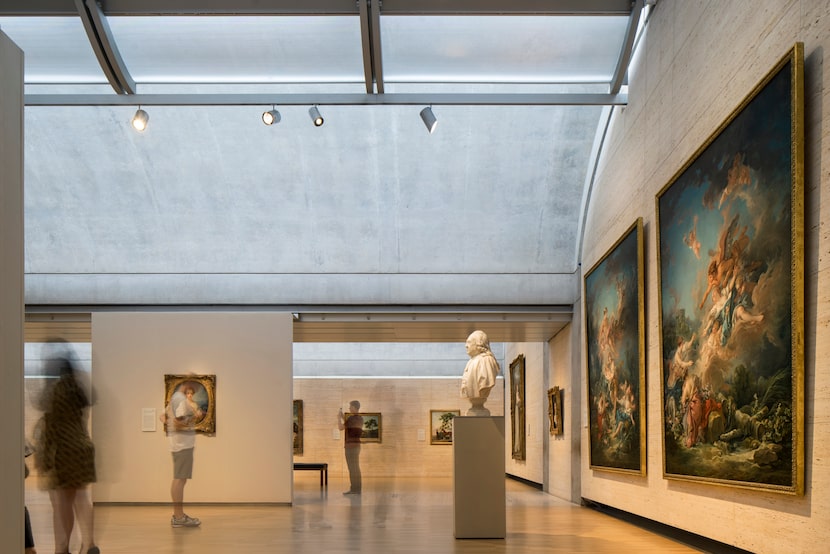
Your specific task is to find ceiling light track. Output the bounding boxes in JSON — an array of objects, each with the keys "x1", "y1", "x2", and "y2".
[
  {"x1": 24, "y1": 92, "x2": 628, "y2": 107},
  {"x1": 0, "y1": 0, "x2": 634, "y2": 17}
]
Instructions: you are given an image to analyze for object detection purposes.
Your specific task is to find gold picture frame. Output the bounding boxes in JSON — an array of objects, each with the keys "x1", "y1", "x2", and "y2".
[
  {"x1": 347, "y1": 412, "x2": 382, "y2": 443},
  {"x1": 430, "y1": 409, "x2": 460, "y2": 445},
  {"x1": 655, "y1": 44, "x2": 804, "y2": 494},
  {"x1": 510, "y1": 354, "x2": 526, "y2": 461},
  {"x1": 293, "y1": 399, "x2": 303, "y2": 455},
  {"x1": 584, "y1": 218, "x2": 646, "y2": 475},
  {"x1": 548, "y1": 387, "x2": 563, "y2": 436},
  {"x1": 163, "y1": 374, "x2": 216, "y2": 435}
]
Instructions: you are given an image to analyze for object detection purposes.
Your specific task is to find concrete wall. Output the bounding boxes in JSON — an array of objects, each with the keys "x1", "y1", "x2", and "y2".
[
  {"x1": 22, "y1": 98, "x2": 593, "y2": 306},
  {"x1": 91, "y1": 312, "x2": 293, "y2": 503},
  {"x1": 293, "y1": 377, "x2": 504, "y2": 479},
  {"x1": 0, "y1": 29, "x2": 24, "y2": 553},
  {"x1": 579, "y1": 1, "x2": 830, "y2": 552},
  {"x1": 293, "y1": 341, "x2": 502, "y2": 377}
]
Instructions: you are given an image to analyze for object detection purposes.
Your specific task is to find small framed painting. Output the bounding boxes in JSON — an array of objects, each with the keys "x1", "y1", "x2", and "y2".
[
  {"x1": 548, "y1": 387, "x2": 563, "y2": 436},
  {"x1": 163, "y1": 374, "x2": 216, "y2": 435},
  {"x1": 293, "y1": 400, "x2": 303, "y2": 455},
  {"x1": 430, "y1": 409, "x2": 460, "y2": 445},
  {"x1": 347, "y1": 412, "x2": 382, "y2": 443},
  {"x1": 510, "y1": 354, "x2": 526, "y2": 461}
]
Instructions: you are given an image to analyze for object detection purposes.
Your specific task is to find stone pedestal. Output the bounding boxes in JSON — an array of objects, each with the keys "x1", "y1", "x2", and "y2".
[{"x1": 452, "y1": 416, "x2": 506, "y2": 539}]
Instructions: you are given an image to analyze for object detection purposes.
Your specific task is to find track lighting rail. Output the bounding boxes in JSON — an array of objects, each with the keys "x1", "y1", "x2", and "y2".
[{"x1": 24, "y1": 92, "x2": 627, "y2": 107}]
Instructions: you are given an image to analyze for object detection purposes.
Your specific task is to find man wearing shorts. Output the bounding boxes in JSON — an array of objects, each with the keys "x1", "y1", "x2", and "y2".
[{"x1": 166, "y1": 384, "x2": 201, "y2": 527}]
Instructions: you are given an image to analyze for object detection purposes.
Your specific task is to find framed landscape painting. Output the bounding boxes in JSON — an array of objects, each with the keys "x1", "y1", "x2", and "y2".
[
  {"x1": 584, "y1": 218, "x2": 646, "y2": 475},
  {"x1": 348, "y1": 412, "x2": 382, "y2": 443},
  {"x1": 656, "y1": 44, "x2": 804, "y2": 493},
  {"x1": 430, "y1": 409, "x2": 460, "y2": 445}
]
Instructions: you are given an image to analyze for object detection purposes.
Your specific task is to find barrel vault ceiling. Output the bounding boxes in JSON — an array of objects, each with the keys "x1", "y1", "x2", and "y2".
[{"x1": 2, "y1": 1, "x2": 653, "y2": 342}]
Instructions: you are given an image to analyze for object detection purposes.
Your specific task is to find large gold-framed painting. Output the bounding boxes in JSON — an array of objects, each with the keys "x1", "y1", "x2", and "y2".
[
  {"x1": 584, "y1": 218, "x2": 646, "y2": 475},
  {"x1": 656, "y1": 44, "x2": 804, "y2": 494}
]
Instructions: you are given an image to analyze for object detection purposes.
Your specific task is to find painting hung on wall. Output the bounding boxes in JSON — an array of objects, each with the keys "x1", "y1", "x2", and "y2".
[
  {"x1": 584, "y1": 218, "x2": 646, "y2": 475},
  {"x1": 163, "y1": 374, "x2": 216, "y2": 435},
  {"x1": 348, "y1": 412, "x2": 382, "y2": 443},
  {"x1": 293, "y1": 400, "x2": 303, "y2": 455},
  {"x1": 430, "y1": 409, "x2": 460, "y2": 445},
  {"x1": 656, "y1": 44, "x2": 804, "y2": 494},
  {"x1": 548, "y1": 387, "x2": 563, "y2": 436},
  {"x1": 509, "y1": 355, "x2": 526, "y2": 461}
]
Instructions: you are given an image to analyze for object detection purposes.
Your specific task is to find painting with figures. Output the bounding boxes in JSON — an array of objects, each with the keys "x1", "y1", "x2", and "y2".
[{"x1": 656, "y1": 45, "x2": 804, "y2": 493}]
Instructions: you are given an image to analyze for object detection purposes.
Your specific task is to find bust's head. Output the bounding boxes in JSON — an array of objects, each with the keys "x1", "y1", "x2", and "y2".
[{"x1": 465, "y1": 330, "x2": 490, "y2": 358}]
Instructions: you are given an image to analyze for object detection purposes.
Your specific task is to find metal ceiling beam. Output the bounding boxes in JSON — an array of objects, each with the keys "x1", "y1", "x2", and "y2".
[
  {"x1": 369, "y1": 0, "x2": 385, "y2": 94},
  {"x1": 3, "y1": 0, "x2": 637, "y2": 101},
  {"x1": 74, "y1": 0, "x2": 135, "y2": 94},
  {"x1": 377, "y1": 0, "x2": 633, "y2": 15},
  {"x1": 610, "y1": 0, "x2": 642, "y2": 94},
  {"x1": 0, "y1": 0, "x2": 632, "y2": 16},
  {"x1": 0, "y1": 1, "x2": 360, "y2": 16},
  {"x1": 24, "y1": 92, "x2": 628, "y2": 106},
  {"x1": 358, "y1": 0, "x2": 374, "y2": 93},
  {"x1": 0, "y1": 0, "x2": 77, "y2": 15},
  {"x1": 357, "y1": 0, "x2": 386, "y2": 94}
]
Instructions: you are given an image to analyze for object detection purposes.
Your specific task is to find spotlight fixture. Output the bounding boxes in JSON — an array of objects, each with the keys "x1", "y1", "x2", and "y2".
[
  {"x1": 131, "y1": 106, "x2": 149, "y2": 132},
  {"x1": 308, "y1": 106, "x2": 324, "y2": 127},
  {"x1": 420, "y1": 106, "x2": 437, "y2": 134},
  {"x1": 262, "y1": 106, "x2": 281, "y2": 126}
]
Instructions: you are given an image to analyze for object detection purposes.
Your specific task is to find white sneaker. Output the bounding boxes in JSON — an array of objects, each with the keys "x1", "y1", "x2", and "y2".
[{"x1": 171, "y1": 514, "x2": 201, "y2": 527}]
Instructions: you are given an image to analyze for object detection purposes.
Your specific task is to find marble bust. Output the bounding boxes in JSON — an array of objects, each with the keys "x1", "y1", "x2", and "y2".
[{"x1": 460, "y1": 330, "x2": 501, "y2": 416}]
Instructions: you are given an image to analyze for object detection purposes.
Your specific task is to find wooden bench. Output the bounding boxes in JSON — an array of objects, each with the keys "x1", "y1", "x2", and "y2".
[{"x1": 293, "y1": 462, "x2": 328, "y2": 487}]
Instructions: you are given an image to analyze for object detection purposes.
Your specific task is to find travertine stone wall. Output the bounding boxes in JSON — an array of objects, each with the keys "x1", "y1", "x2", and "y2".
[
  {"x1": 293, "y1": 377, "x2": 504, "y2": 479},
  {"x1": 504, "y1": 343, "x2": 545, "y2": 484},
  {"x1": 579, "y1": 1, "x2": 830, "y2": 552}
]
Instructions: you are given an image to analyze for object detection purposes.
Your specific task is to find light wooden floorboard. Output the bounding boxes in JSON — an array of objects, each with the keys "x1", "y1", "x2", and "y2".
[{"x1": 26, "y1": 475, "x2": 704, "y2": 553}]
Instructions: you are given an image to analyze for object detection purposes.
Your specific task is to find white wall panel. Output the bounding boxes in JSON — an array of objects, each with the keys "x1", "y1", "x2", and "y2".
[{"x1": 91, "y1": 312, "x2": 293, "y2": 503}]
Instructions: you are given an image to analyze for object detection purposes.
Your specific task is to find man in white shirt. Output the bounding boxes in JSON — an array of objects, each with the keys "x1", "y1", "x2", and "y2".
[{"x1": 165, "y1": 383, "x2": 201, "y2": 527}]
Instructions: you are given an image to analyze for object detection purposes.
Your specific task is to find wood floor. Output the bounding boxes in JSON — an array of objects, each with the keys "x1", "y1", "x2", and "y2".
[{"x1": 26, "y1": 475, "x2": 707, "y2": 554}]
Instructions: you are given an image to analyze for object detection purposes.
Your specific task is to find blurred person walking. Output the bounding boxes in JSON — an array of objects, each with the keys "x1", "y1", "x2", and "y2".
[{"x1": 34, "y1": 350, "x2": 99, "y2": 554}]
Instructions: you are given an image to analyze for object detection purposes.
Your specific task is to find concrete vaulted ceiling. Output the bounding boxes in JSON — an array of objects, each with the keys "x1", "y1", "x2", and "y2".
[{"x1": 1, "y1": 1, "x2": 651, "y2": 342}]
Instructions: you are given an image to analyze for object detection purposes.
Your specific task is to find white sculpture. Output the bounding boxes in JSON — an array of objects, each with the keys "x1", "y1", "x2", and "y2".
[{"x1": 460, "y1": 330, "x2": 501, "y2": 416}]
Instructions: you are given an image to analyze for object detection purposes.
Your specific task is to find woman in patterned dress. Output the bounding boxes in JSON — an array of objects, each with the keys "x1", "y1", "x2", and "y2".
[{"x1": 34, "y1": 353, "x2": 100, "y2": 554}]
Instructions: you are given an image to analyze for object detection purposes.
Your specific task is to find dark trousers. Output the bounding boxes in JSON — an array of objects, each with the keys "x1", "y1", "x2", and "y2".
[{"x1": 345, "y1": 445, "x2": 362, "y2": 492}]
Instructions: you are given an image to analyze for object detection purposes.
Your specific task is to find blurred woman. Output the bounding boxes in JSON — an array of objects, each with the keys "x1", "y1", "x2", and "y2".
[{"x1": 34, "y1": 353, "x2": 99, "y2": 554}]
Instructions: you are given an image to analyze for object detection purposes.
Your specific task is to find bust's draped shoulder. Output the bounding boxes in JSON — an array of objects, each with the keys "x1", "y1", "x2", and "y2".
[{"x1": 461, "y1": 352, "x2": 501, "y2": 398}]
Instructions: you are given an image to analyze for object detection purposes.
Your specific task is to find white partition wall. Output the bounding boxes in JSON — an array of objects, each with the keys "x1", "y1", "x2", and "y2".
[
  {"x1": 91, "y1": 312, "x2": 293, "y2": 503},
  {"x1": 0, "y1": 30, "x2": 24, "y2": 552}
]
